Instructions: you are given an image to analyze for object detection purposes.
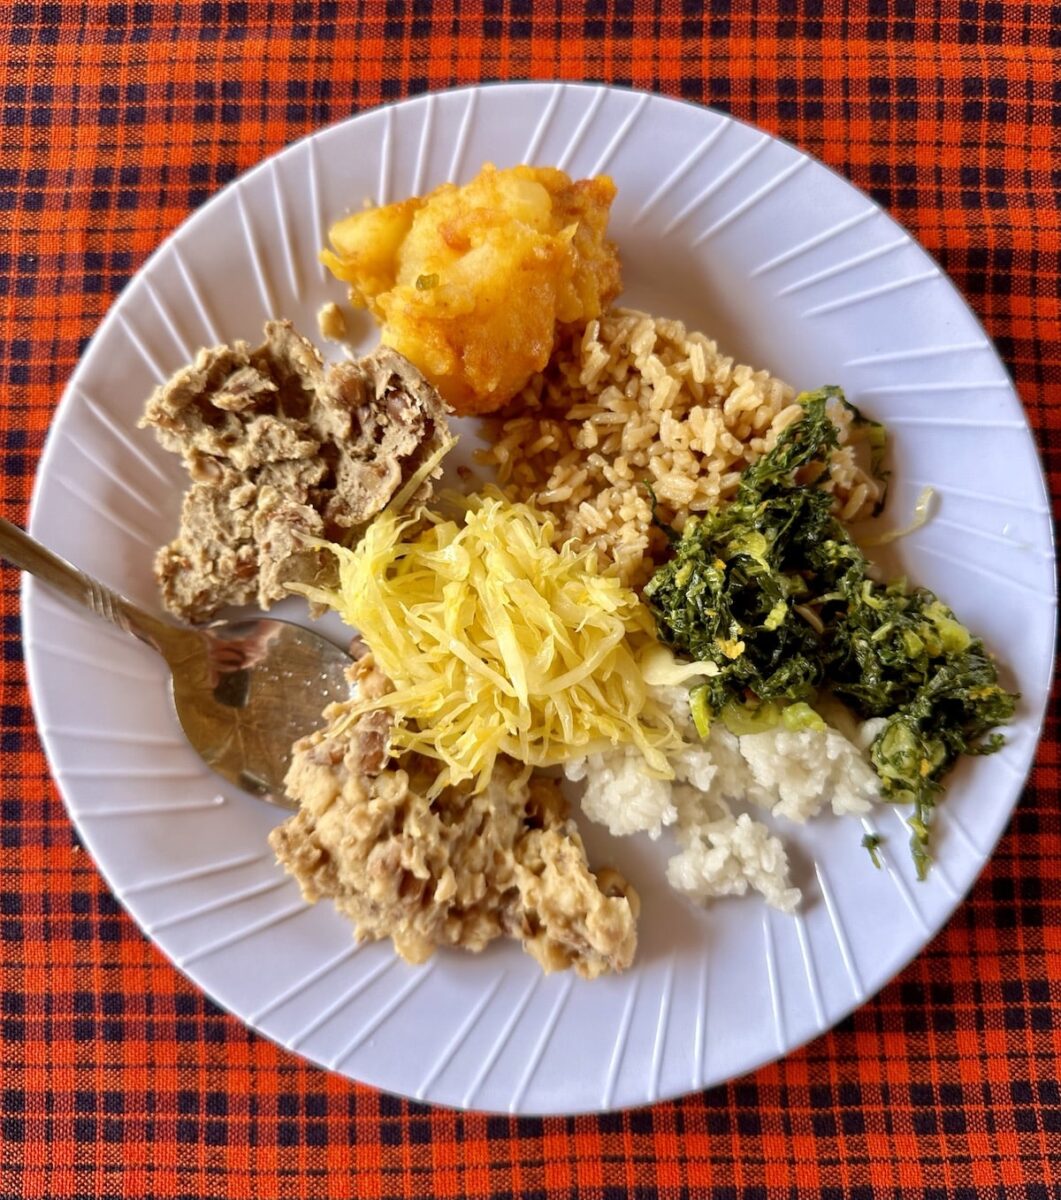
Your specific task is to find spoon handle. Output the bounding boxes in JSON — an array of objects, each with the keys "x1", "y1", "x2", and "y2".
[{"x1": 0, "y1": 517, "x2": 175, "y2": 650}]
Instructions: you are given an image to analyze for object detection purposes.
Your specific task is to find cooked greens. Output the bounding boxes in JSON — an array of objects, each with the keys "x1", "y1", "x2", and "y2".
[
  {"x1": 861, "y1": 833, "x2": 884, "y2": 869},
  {"x1": 643, "y1": 387, "x2": 1017, "y2": 876}
]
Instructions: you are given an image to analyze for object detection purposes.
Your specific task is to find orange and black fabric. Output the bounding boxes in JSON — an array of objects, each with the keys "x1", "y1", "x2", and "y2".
[{"x1": 0, "y1": 3, "x2": 1058, "y2": 1197}]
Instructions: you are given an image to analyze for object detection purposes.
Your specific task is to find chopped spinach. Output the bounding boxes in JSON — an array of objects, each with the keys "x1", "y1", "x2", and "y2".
[
  {"x1": 643, "y1": 387, "x2": 1017, "y2": 876},
  {"x1": 861, "y1": 832, "x2": 884, "y2": 869}
]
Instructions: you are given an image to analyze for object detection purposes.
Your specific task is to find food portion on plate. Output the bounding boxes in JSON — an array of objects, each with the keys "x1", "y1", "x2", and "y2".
[
  {"x1": 321, "y1": 164, "x2": 621, "y2": 414},
  {"x1": 642, "y1": 391, "x2": 1015, "y2": 880},
  {"x1": 142, "y1": 161, "x2": 1017, "y2": 977},
  {"x1": 271, "y1": 654, "x2": 639, "y2": 978},
  {"x1": 294, "y1": 488, "x2": 683, "y2": 793},
  {"x1": 140, "y1": 320, "x2": 451, "y2": 623},
  {"x1": 480, "y1": 308, "x2": 882, "y2": 588}
]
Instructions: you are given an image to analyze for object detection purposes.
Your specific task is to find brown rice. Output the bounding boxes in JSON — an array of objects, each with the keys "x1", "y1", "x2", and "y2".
[{"x1": 479, "y1": 308, "x2": 882, "y2": 587}]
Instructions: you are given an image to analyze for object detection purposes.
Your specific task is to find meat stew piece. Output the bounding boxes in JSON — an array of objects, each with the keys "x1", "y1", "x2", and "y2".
[{"x1": 140, "y1": 321, "x2": 451, "y2": 623}]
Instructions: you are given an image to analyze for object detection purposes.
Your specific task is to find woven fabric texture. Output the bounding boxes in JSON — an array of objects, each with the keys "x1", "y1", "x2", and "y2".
[{"x1": 0, "y1": 3, "x2": 1058, "y2": 1198}]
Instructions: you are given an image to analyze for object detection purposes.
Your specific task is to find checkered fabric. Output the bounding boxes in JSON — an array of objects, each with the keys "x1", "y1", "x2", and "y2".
[{"x1": 0, "y1": 3, "x2": 1058, "y2": 1197}]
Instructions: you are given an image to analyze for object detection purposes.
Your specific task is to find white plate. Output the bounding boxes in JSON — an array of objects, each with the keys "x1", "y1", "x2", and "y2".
[{"x1": 24, "y1": 84, "x2": 1056, "y2": 1114}]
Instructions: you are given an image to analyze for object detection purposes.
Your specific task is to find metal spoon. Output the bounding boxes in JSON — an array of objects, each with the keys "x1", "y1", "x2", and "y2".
[{"x1": 1, "y1": 517, "x2": 353, "y2": 806}]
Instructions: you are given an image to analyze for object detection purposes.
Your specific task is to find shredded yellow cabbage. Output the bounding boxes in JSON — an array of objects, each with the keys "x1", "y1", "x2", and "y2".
[
  {"x1": 299, "y1": 489, "x2": 684, "y2": 793},
  {"x1": 860, "y1": 486, "x2": 935, "y2": 547}
]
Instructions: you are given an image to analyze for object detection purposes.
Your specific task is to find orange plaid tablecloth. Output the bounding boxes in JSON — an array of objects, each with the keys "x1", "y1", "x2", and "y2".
[{"x1": 1, "y1": 3, "x2": 1058, "y2": 1197}]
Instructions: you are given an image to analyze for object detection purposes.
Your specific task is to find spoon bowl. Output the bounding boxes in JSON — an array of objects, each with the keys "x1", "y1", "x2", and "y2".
[
  {"x1": 167, "y1": 616, "x2": 353, "y2": 802},
  {"x1": 1, "y1": 517, "x2": 353, "y2": 803}
]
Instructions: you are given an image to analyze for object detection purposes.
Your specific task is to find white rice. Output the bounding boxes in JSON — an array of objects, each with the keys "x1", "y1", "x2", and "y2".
[
  {"x1": 666, "y1": 803, "x2": 802, "y2": 913},
  {"x1": 565, "y1": 747, "x2": 677, "y2": 839},
  {"x1": 565, "y1": 685, "x2": 882, "y2": 913},
  {"x1": 740, "y1": 725, "x2": 880, "y2": 823}
]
